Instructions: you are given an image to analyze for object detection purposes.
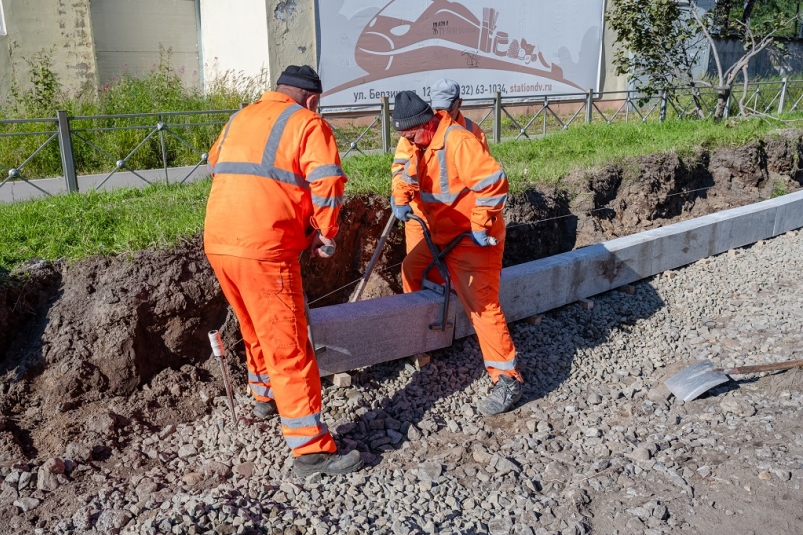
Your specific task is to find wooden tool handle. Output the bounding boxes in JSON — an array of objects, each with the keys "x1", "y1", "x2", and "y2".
[{"x1": 726, "y1": 360, "x2": 803, "y2": 375}]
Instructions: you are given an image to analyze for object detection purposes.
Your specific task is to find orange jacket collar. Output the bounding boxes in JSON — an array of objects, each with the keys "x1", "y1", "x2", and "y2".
[
  {"x1": 426, "y1": 110, "x2": 457, "y2": 151},
  {"x1": 258, "y1": 91, "x2": 296, "y2": 105}
]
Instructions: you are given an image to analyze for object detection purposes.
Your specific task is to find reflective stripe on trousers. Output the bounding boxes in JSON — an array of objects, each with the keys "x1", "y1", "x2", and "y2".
[{"x1": 401, "y1": 237, "x2": 520, "y2": 383}]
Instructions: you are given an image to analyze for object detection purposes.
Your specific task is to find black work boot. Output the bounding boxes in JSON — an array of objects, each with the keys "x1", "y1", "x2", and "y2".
[
  {"x1": 293, "y1": 450, "x2": 364, "y2": 477},
  {"x1": 253, "y1": 401, "x2": 277, "y2": 419},
  {"x1": 478, "y1": 374, "x2": 522, "y2": 416}
]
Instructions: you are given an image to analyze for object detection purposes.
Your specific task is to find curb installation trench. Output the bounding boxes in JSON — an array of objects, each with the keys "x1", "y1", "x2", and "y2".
[{"x1": 310, "y1": 190, "x2": 803, "y2": 376}]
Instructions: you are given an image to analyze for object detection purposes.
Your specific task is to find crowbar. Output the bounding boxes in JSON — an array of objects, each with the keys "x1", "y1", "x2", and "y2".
[
  {"x1": 350, "y1": 213, "x2": 397, "y2": 302},
  {"x1": 406, "y1": 214, "x2": 497, "y2": 332}
]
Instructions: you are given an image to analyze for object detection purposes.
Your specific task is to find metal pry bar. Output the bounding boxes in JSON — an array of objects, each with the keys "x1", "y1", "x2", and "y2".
[{"x1": 208, "y1": 330, "x2": 238, "y2": 427}]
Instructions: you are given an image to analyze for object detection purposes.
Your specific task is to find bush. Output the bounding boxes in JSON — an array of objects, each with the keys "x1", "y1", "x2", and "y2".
[{"x1": 0, "y1": 47, "x2": 266, "y2": 180}]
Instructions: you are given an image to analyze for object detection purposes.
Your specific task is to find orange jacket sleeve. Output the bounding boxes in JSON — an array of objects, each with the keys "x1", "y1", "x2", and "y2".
[
  {"x1": 299, "y1": 117, "x2": 347, "y2": 239},
  {"x1": 472, "y1": 124, "x2": 490, "y2": 153},
  {"x1": 206, "y1": 115, "x2": 234, "y2": 176},
  {"x1": 453, "y1": 136, "x2": 508, "y2": 233},
  {"x1": 391, "y1": 138, "x2": 419, "y2": 206}
]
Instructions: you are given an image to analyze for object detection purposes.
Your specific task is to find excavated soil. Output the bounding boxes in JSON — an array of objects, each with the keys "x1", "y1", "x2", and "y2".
[{"x1": 0, "y1": 130, "x2": 802, "y2": 533}]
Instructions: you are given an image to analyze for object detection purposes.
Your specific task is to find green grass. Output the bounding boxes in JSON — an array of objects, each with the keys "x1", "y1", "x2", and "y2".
[
  {"x1": 1, "y1": 114, "x2": 798, "y2": 271},
  {"x1": 0, "y1": 181, "x2": 210, "y2": 269},
  {"x1": 341, "y1": 153, "x2": 395, "y2": 195},
  {"x1": 492, "y1": 116, "x2": 780, "y2": 193}
]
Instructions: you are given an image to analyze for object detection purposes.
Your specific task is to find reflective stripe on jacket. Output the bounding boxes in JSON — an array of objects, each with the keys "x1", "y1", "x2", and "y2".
[
  {"x1": 391, "y1": 111, "x2": 488, "y2": 187},
  {"x1": 391, "y1": 111, "x2": 489, "y2": 221},
  {"x1": 392, "y1": 110, "x2": 508, "y2": 245},
  {"x1": 204, "y1": 91, "x2": 347, "y2": 261}
]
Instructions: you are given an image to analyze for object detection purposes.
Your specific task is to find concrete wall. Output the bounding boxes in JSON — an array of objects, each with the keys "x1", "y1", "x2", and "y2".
[
  {"x1": 265, "y1": 0, "x2": 316, "y2": 87},
  {"x1": 0, "y1": 0, "x2": 97, "y2": 106},
  {"x1": 0, "y1": 1, "x2": 8, "y2": 103},
  {"x1": 199, "y1": 0, "x2": 270, "y2": 88},
  {"x1": 197, "y1": 0, "x2": 315, "y2": 91},
  {"x1": 709, "y1": 38, "x2": 803, "y2": 80},
  {"x1": 600, "y1": 0, "x2": 628, "y2": 93},
  {"x1": 90, "y1": 0, "x2": 201, "y2": 89}
]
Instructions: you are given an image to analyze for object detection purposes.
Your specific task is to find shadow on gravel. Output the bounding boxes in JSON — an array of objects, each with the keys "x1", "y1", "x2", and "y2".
[{"x1": 331, "y1": 256, "x2": 668, "y2": 473}]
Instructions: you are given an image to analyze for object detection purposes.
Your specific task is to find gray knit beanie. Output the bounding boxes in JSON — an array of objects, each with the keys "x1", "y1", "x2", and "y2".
[{"x1": 392, "y1": 91, "x2": 434, "y2": 131}]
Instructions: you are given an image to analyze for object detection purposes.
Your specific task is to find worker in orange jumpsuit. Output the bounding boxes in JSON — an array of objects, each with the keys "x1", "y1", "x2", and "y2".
[
  {"x1": 390, "y1": 90, "x2": 524, "y2": 416},
  {"x1": 392, "y1": 79, "x2": 489, "y2": 255},
  {"x1": 204, "y1": 65, "x2": 362, "y2": 476}
]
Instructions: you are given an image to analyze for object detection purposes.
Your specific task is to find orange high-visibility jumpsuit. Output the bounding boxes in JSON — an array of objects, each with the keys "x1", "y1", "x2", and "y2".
[
  {"x1": 392, "y1": 110, "x2": 520, "y2": 382},
  {"x1": 204, "y1": 91, "x2": 346, "y2": 456},
  {"x1": 392, "y1": 112, "x2": 489, "y2": 254}
]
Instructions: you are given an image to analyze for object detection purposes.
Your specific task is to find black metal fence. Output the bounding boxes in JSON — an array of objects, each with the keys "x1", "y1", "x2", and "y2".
[{"x1": 2, "y1": 79, "x2": 801, "y2": 199}]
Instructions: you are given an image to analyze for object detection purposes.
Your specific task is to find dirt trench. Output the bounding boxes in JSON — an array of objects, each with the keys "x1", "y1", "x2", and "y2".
[{"x1": 0, "y1": 129, "x2": 801, "y2": 466}]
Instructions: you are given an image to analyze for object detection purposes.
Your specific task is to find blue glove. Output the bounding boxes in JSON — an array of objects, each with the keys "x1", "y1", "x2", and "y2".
[
  {"x1": 471, "y1": 230, "x2": 491, "y2": 246},
  {"x1": 391, "y1": 199, "x2": 413, "y2": 222}
]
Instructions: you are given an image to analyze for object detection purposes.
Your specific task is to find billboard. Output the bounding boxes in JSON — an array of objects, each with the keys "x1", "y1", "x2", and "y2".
[{"x1": 318, "y1": 0, "x2": 606, "y2": 107}]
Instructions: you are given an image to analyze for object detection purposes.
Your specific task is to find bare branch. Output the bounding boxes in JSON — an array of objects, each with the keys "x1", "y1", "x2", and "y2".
[
  {"x1": 739, "y1": 106, "x2": 790, "y2": 126},
  {"x1": 721, "y1": 16, "x2": 797, "y2": 86},
  {"x1": 738, "y1": 65, "x2": 750, "y2": 117},
  {"x1": 689, "y1": 1, "x2": 723, "y2": 85}
]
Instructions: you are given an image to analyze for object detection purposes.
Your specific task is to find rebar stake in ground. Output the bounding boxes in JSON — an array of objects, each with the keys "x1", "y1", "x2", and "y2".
[{"x1": 208, "y1": 330, "x2": 238, "y2": 427}]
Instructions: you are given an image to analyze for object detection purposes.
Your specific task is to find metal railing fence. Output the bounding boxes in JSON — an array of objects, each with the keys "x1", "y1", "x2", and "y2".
[{"x1": 1, "y1": 79, "x2": 800, "y2": 198}]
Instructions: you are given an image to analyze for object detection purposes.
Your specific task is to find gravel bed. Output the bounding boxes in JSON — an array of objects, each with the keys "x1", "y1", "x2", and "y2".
[{"x1": 2, "y1": 230, "x2": 802, "y2": 535}]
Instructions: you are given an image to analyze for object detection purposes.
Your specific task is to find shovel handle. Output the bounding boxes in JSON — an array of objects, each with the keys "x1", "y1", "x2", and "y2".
[{"x1": 725, "y1": 359, "x2": 803, "y2": 375}]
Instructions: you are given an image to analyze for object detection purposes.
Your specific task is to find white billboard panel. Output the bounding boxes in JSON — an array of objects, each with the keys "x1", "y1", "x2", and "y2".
[{"x1": 318, "y1": 0, "x2": 606, "y2": 107}]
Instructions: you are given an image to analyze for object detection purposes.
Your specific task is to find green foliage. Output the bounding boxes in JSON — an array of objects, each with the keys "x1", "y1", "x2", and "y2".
[
  {"x1": 607, "y1": 0, "x2": 800, "y2": 120},
  {"x1": 607, "y1": 0, "x2": 699, "y2": 97},
  {"x1": 714, "y1": 0, "x2": 801, "y2": 38},
  {"x1": 772, "y1": 179, "x2": 788, "y2": 198},
  {"x1": 0, "y1": 47, "x2": 264, "y2": 181},
  {"x1": 18, "y1": 49, "x2": 64, "y2": 115}
]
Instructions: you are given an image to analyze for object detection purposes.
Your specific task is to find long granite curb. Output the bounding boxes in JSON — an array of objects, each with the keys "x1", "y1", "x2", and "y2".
[{"x1": 313, "y1": 190, "x2": 803, "y2": 375}]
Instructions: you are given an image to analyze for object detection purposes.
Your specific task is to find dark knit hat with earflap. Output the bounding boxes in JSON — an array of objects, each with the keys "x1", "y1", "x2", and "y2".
[
  {"x1": 392, "y1": 91, "x2": 434, "y2": 131},
  {"x1": 276, "y1": 65, "x2": 323, "y2": 93}
]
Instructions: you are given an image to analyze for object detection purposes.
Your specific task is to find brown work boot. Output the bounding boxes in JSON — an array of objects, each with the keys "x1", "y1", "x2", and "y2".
[
  {"x1": 253, "y1": 400, "x2": 277, "y2": 419},
  {"x1": 293, "y1": 450, "x2": 364, "y2": 476},
  {"x1": 478, "y1": 374, "x2": 522, "y2": 416}
]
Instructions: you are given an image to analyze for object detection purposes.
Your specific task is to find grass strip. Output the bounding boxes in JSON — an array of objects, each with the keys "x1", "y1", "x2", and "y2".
[
  {"x1": 0, "y1": 181, "x2": 210, "y2": 270},
  {"x1": 0, "y1": 116, "x2": 797, "y2": 270},
  {"x1": 492, "y1": 117, "x2": 781, "y2": 193}
]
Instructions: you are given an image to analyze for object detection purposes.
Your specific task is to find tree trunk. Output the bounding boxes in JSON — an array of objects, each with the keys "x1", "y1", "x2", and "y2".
[
  {"x1": 714, "y1": 87, "x2": 731, "y2": 121},
  {"x1": 741, "y1": 0, "x2": 757, "y2": 24},
  {"x1": 690, "y1": 86, "x2": 707, "y2": 120}
]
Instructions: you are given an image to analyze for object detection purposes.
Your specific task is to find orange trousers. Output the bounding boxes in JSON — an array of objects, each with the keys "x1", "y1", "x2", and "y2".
[
  {"x1": 404, "y1": 215, "x2": 426, "y2": 255},
  {"x1": 206, "y1": 254, "x2": 336, "y2": 456},
  {"x1": 401, "y1": 237, "x2": 521, "y2": 382},
  {"x1": 404, "y1": 203, "x2": 447, "y2": 285}
]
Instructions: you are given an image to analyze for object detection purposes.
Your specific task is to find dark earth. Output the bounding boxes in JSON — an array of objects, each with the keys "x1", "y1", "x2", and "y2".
[{"x1": 0, "y1": 129, "x2": 802, "y2": 534}]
